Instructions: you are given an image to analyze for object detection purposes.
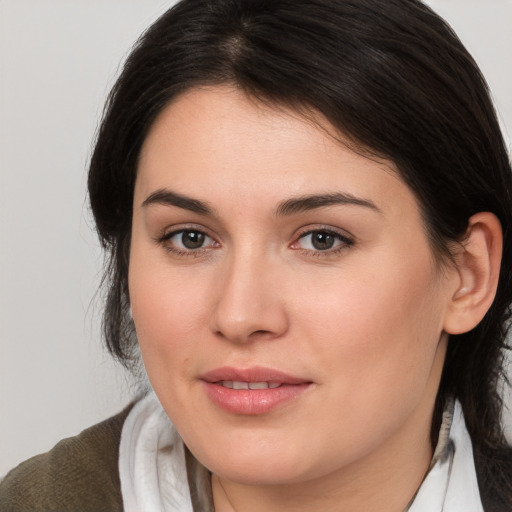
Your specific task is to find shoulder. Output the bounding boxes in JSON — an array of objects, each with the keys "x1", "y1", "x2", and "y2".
[{"x1": 0, "y1": 403, "x2": 134, "y2": 512}]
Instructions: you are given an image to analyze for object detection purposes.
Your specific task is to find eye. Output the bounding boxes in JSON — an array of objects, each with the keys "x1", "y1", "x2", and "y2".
[
  {"x1": 162, "y1": 229, "x2": 217, "y2": 252},
  {"x1": 293, "y1": 229, "x2": 353, "y2": 252}
]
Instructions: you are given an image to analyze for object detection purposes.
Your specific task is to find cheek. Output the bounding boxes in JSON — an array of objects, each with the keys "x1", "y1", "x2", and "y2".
[
  {"x1": 293, "y1": 248, "x2": 445, "y2": 404},
  {"x1": 273, "y1": 252, "x2": 448, "y2": 471},
  {"x1": 128, "y1": 249, "x2": 213, "y2": 381}
]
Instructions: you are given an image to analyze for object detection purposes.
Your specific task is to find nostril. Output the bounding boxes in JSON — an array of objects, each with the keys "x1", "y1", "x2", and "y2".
[
  {"x1": 249, "y1": 329, "x2": 272, "y2": 338},
  {"x1": 214, "y1": 328, "x2": 277, "y2": 343}
]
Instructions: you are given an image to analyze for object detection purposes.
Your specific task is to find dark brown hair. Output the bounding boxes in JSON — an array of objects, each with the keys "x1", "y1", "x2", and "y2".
[{"x1": 88, "y1": 0, "x2": 512, "y2": 506}]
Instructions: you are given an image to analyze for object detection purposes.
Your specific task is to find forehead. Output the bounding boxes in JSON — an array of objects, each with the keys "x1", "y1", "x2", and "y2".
[{"x1": 135, "y1": 86, "x2": 413, "y2": 217}]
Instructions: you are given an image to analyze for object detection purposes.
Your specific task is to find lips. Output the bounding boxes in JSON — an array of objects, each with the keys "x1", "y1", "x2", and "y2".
[{"x1": 200, "y1": 366, "x2": 312, "y2": 415}]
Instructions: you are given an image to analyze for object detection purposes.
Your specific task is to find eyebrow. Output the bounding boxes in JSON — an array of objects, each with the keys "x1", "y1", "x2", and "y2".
[
  {"x1": 142, "y1": 189, "x2": 213, "y2": 215},
  {"x1": 141, "y1": 188, "x2": 381, "y2": 217},
  {"x1": 275, "y1": 192, "x2": 382, "y2": 217}
]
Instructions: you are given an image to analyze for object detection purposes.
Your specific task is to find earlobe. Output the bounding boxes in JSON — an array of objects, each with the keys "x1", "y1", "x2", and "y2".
[{"x1": 443, "y1": 212, "x2": 502, "y2": 335}]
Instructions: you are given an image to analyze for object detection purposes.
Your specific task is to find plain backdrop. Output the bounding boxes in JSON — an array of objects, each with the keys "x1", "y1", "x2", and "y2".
[{"x1": 1, "y1": 0, "x2": 511, "y2": 476}]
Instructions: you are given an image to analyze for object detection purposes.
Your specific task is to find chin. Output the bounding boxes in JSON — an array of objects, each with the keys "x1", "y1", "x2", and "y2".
[
  {"x1": 207, "y1": 458, "x2": 312, "y2": 487},
  {"x1": 187, "y1": 432, "x2": 325, "y2": 487}
]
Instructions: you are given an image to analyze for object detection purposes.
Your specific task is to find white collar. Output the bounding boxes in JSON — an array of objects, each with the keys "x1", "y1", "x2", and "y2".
[
  {"x1": 119, "y1": 392, "x2": 194, "y2": 512},
  {"x1": 408, "y1": 400, "x2": 484, "y2": 512},
  {"x1": 119, "y1": 392, "x2": 483, "y2": 512}
]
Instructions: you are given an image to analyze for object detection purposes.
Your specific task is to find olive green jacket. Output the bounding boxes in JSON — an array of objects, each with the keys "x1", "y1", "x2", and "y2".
[{"x1": 0, "y1": 406, "x2": 132, "y2": 512}]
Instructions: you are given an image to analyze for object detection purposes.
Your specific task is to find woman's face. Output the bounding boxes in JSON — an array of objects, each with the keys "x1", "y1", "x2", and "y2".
[{"x1": 129, "y1": 86, "x2": 458, "y2": 487}]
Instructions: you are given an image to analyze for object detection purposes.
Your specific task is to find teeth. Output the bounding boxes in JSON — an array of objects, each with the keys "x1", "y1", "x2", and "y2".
[
  {"x1": 249, "y1": 382, "x2": 269, "y2": 390},
  {"x1": 218, "y1": 381, "x2": 282, "y2": 390}
]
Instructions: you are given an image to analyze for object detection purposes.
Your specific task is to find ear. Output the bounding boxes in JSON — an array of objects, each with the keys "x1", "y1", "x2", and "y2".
[{"x1": 443, "y1": 212, "x2": 503, "y2": 335}]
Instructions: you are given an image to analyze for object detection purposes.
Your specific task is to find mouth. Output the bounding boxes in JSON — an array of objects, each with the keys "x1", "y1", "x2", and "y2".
[{"x1": 200, "y1": 366, "x2": 313, "y2": 415}]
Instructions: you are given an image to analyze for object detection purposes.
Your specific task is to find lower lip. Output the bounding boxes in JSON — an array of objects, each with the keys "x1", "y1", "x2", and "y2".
[{"x1": 203, "y1": 382, "x2": 311, "y2": 415}]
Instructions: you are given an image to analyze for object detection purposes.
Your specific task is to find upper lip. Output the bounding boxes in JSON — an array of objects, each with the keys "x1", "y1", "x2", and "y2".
[{"x1": 199, "y1": 366, "x2": 311, "y2": 385}]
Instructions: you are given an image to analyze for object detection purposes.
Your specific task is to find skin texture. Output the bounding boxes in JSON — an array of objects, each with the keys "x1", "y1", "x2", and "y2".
[{"x1": 128, "y1": 86, "x2": 498, "y2": 512}]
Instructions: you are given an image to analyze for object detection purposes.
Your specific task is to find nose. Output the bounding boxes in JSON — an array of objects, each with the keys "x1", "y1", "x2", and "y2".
[{"x1": 209, "y1": 249, "x2": 289, "y2": 344}]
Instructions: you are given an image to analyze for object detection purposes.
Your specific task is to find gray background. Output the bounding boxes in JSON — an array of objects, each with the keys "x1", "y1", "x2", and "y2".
[{"x1": 1, "y1": 0, "x2": 511, "y2": 476}]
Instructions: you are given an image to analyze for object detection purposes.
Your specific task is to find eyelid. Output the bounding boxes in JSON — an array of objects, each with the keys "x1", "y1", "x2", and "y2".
[
  {"x1": 294, "y1": 224, "x2": 354, "y2": 241},
  {"x1": 157, "y1": 223, "x2": 216, "y2": 241},
  {"x1": 155, "y1": 224, "x2": 220, "y2": 255},
  {"x1": 290, "y1": 225, "x2": 355, "y2": 252}
]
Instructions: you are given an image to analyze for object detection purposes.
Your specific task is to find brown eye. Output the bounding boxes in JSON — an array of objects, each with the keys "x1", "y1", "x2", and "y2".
[
  {"x1": 162, "y1": 229, "x2": 217, "y2": 252},
  {"x1": 310, "y1": 231, "x2": 336, "y2": 250},
  {"x1": 180, "y1": 230, "x2": 206, "y2": 249},
  {"x1": 294, "y1": 229, "x2": 353, "y2": 252}
]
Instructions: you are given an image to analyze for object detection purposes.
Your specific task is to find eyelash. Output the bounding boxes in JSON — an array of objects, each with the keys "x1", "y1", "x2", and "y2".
[
  {"x1": 156, "y1": 227, "x2": 219, "y2": 257},
  {"x1": 156, "y1": 226, "x2": 355, "y2": 258},
  {"x1": 291, "y1": 227, "x2": 355, "y2": 257}
]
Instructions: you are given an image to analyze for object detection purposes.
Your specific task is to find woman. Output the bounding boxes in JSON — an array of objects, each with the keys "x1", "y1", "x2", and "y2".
[{"x1": 1, "y1": 0, "x2": 511, "y2": 510}]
